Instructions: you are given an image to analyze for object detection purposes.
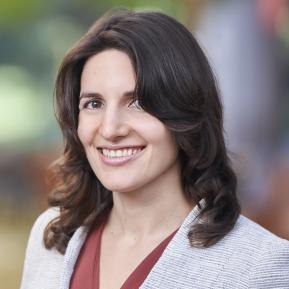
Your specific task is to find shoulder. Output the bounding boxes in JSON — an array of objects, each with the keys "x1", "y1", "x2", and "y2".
[
  {"x1": 235, "y1": 215, "x2": 289, "y2": 288},
  {"x1": 221, "y1": 215, "x2": 289, "y2": 288},
  {"x1": 169, "y1": 212, "x2": 289, "y2": 288},
  {"x1": 25, "y1": 207, "x2": 60, "y2": 254},
  {"x1": 231, "y1": 214, "x2": 289, "y2": 252},
  {"x1": 232, "y1": 215, "x2": 289, "y2": 242},
  {"x1": 30, "y1": 207, "x2": 60, "y2": 236},
  {"x1": 249, "y1": 237, "x2": 289, "y2": 288},
  {"x1": 20, "y1": 207, "x2": 63, "y2": 289}
]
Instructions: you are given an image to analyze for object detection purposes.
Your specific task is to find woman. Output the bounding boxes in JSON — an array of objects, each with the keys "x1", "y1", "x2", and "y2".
[{"x1": 21, "y1": 10, "x2": 289, "y2": 289}]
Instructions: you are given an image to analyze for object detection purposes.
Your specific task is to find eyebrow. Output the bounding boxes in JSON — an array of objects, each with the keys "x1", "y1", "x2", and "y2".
[{"x1": 79, "y1": 90, "x2": 135, "y2": 100}]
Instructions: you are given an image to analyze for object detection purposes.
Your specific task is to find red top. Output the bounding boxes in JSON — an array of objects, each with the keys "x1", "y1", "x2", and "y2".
[{"x1": 70, "y1": 219, "x2": 178, "y2": 289}]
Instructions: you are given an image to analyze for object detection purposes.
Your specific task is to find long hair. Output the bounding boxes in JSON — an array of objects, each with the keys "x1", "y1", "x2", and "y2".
[{"x1": 44, "y1": 9, "x2": 240, "y2": 254}]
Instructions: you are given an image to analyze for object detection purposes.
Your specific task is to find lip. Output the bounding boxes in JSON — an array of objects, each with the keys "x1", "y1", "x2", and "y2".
[
  {"x1": 98, "y1": 145, "x2": 145, "y2": 150},
  {"x1": 97, "y1": 146, "x2": 146, "y2": 167}
]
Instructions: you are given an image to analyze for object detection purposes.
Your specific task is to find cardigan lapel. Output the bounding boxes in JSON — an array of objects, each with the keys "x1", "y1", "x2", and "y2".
[
  {"x1": 59, "y1": 226, "x2": 89, "y2": 289},
  {"x1": 140, "y1": 202, "x2": 203, "y2": 289}
]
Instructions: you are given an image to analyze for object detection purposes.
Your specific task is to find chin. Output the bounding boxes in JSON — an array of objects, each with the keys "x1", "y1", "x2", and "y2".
[
  {"x1": 101, "y1": 180, "x2": 141, "y2": 194},
  {"x1": 102, "y1": 182, "x2": 129, "y2": 192}
]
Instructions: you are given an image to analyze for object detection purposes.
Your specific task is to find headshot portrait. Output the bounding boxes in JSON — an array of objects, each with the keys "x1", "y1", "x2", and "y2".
[{"x1": 19, "y1": 8, "x2": 289, "y2": 289}]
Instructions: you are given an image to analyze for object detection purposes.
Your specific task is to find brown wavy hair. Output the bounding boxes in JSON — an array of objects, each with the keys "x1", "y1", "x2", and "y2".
[{"x1": 44, "y1": 9, "x2": 240, "y2": 254}]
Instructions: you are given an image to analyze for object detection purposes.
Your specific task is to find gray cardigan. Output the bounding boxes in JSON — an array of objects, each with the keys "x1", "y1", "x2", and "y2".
[{"x1": 20, "y1": 204, "x2": 289, "y2": 289}]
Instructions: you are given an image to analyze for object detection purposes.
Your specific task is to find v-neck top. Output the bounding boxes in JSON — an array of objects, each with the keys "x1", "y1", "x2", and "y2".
[{"x1": 69, "y1": 219, "x2": 179, "y2": 289}]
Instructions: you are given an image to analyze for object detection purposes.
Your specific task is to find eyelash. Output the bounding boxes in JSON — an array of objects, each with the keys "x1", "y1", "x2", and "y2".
[
  {"x1": 82, "y1": 99, "x2": 102, "y2": 110},
  {"x1": 81, "y1": 98, "x2": 142, "y2": 110}
]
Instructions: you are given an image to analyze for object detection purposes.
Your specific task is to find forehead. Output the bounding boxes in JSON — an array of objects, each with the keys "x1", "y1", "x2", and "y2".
[{"x1": 80, "y1": 49, "x2": 136, "y2": 97}]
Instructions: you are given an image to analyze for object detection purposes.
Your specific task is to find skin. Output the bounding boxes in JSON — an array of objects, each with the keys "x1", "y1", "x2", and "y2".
[{"x1": 78, "y1": 49, "x2": 194, "y2": 288}]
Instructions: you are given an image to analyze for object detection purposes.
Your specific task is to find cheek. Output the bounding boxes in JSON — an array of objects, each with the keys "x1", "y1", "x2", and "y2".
[
  {"x1": 77, "y1": 114, "x2": 97, "y2": 146},
  {"x1": 139, "y1": 117, "x2": 178, "y2": 155},
  {"x1": 159, "y1": 129, "x2": 178, "y2": 159}
]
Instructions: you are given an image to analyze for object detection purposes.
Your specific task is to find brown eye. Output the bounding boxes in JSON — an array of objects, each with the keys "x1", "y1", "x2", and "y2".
[{"x1": 84, "y1": 99, "x2": 102, "y2": 110}]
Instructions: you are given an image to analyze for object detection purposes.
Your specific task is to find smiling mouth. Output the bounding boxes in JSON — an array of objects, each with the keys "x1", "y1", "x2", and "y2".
[
  {"x1": 97, "y1": 146, "x2": 146, "y2": 158},
  {"x1": 96, "y1": 146, "x2": 146, "y2": 167}
]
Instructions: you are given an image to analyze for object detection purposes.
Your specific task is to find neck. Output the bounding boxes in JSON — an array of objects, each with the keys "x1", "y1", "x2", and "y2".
[{"x1": 105, "y1": 163, "x2": 194, "y2": 241}]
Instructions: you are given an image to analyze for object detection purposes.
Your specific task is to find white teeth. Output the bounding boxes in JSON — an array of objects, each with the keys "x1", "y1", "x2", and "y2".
[{"x1": 101, "y1": 148, "x2": 142, "y2": 158}]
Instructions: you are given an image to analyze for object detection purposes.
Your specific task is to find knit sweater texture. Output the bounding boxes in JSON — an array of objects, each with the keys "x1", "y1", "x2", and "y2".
[{"x1": 20, "y1": 204, "x2": 289, "y2": 289}]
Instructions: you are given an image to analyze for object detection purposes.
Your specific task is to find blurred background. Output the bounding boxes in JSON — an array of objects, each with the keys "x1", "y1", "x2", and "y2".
[{"x1": 0, "y1": 0, "x2": 288, "y2": 288}]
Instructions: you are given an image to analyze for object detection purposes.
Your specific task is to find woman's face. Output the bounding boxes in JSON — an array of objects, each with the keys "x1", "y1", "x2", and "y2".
[{"x1": 78, "y1": 49, "x2": 180, "y2": 193}]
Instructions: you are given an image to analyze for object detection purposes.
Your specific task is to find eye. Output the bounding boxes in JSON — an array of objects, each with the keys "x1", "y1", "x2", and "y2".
[
  {"x1": 128, "y1": 99, "x2": 142, "y2": 110},
  {"x1": 82, "y1": 99, "x2": 103, "y2": 110}
]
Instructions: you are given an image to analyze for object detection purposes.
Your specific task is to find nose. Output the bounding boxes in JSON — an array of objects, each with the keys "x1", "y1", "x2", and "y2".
[{"x1": 99, "y1": 107, "x2": 129, "y2": 141}]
